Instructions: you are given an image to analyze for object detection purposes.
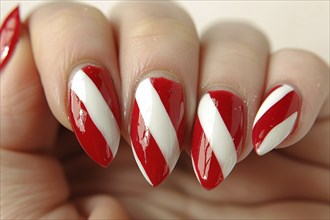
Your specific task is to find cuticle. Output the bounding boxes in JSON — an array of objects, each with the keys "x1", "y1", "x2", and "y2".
[
  {"x1": 199, "y1": 83, "x2": 248, "y2": 157},
  {"x1": 200, "y1": 84, "x2": 247, "y2": 103},
  {"x1": 65, "y1": 59, "x2": 111, "y2": 124},
  {"x1": 67, "y1": 60, "x2": 105, "y2": 78},
  {"x1": 135, "y1": 68, "x2": 183, "y2": 85},
  {"x1": 269, "y1": 82, "x2": 302, "y2": 100}
]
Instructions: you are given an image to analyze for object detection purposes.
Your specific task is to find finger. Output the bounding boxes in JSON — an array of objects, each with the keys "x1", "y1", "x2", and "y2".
[
  {"x1": 111, "y1": 2, "x2": 199, "y2": 186},
  {"x1": 278, "y1": 92, "x2": 329, "y2": 167},
  {"x1": 252, "y1": 49, "x2": 329, "y2": 155},
  {"x1": 0, "y1": 6, "x2": 57, "y2": 151},
  {"x1": 0, "y1": 8, "x2": 82, "y2": 219},
  {"x1": 190, "y1": 22, "x2": 270, "y2": 189},
  {"x1": 28, "y1": 3, "x2": 121, "y2": 167}
]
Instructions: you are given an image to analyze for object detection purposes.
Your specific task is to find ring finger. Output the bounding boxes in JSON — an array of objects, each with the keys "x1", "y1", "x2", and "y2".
[{"x1": 191, "y1": 22, "x2": 270, "y2": 190}]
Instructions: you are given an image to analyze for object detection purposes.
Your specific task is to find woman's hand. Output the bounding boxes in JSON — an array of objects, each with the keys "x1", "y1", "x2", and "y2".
[{"x1": 1, "y1": 2, "x2": 329, "y2": 219}]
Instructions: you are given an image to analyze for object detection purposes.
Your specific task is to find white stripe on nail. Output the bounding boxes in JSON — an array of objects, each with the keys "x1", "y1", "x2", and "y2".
[
  {"x1": 135, "y1": 78, "x2": 180, "y2": 172},
  {"x1": 253, "y1": 84, "x2": 294, "y2": 126},
  {"x1": 256, "y1": 112, "x2": 298, "y2": 155},
  {"x1": 71, "y1": 70, "x2": 120, "y2": 156},
  {"x1": 198, "y1": 93, "x2": 237, "y2": 178}
]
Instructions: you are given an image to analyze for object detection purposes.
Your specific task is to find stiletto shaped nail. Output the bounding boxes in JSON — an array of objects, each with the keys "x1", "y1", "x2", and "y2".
[
  {"x1": 253, "y1": 84, "x2": 300, "y2": 155},
  {"x1": 191, "y1": 90, "x2": 245, "y2": 190},
  {"x1": 68, "y1": 64, "x2": 121, "y2": 167},
  {"x1": 1, "y1": 6, "x2": 21, "y2": 70},
  {"x1": 130, "y1": 75, "x2": 185, "y2": 186}
]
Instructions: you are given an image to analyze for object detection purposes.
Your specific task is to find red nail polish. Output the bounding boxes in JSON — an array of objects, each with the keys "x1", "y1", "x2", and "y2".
[
  {"x1": 0, "y1": 6, "x2": 21, "y2": 70},
  {"x1": 68, "y1": 64, "x2": 121, "y2": 167},
  {"x1": 191, "y1": 90, "x2": 245, "y2": 190},
  {"x1": 130, "y1": 76, "x2": 185, "y2": 186},
  {"x1": 253, "y1": 84, "x2": 300, "y2": 155}
]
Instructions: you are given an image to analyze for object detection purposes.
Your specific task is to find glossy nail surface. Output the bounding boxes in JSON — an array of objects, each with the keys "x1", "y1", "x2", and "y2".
[
  {"x1": 191, "y1": 90, "x2": 245, "y2": 190},
  {"x1": 253, "y1": 84, "x2": 300, "y2": 155},
  {"x1": 0, "y1": 6, "x2": 20, "y2": 70},
  {"x1": 68, "y1": 64, "x2": 120, "y2": 167},
  {"x1": 130, "y1": 76, "x2": 185, "y2": 186}
]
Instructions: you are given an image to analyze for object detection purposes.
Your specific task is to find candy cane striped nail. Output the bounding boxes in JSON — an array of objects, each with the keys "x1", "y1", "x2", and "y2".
[
  {"x1": 130, "y1": 76, "x2": 185, "y2": 186},
  {"x1": 253, "y1": 84, "x2": 300, "y2": 156},
  {"x1": 191, "y1": 90, "x2": 245, "y2": 190},
  {"x1": 68, "y1": 64, "x2": 121, "y2": 167}
]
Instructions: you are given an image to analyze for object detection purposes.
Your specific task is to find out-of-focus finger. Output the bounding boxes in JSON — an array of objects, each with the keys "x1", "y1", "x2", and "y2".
[{"x1": 0, "y1": 6, "x2": 57, "y2": 151}]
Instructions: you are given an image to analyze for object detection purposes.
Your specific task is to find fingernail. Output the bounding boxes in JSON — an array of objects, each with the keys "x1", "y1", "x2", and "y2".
[
  {"x1": 68, "y1": 64, "x2": 121, "y2": 167},
  {"x1": 253, "y1": 84, "x2": 300, "y2": 156},
  {"x1": 130, "y1": 75, "x2": 185, "y2": 186},
  {"x1": 0, "y1": 6, "x2": 21, "y2": 70},
  {"x1": 191, "y1": 89, "x2": 245, "y2": 190}
]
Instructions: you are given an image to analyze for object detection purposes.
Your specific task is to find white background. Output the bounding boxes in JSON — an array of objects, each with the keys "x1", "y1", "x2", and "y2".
[{"x1": 1, "y1": 0, "x2": 329, "y2": 64}]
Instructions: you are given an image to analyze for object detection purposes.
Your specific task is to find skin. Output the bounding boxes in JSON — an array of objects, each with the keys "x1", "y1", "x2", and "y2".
[{"x1": 1, "y1": 2, "x2": 329, "y2": 219}]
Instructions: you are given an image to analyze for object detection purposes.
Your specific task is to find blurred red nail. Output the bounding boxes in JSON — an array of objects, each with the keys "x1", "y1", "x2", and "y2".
[{"x1": 0, "y1": 6, "x2": 21, "y2": 70}]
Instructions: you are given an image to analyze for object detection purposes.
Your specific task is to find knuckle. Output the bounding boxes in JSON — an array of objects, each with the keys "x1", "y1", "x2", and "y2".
[
  {"x1": 275, "y1": 49, "x2": 329, "y2": 76},
  {"x1": 34, "y1": 3, "x2": 106, "y2": 34},
  {"x1": 203, "y1": 22, "x2": 270, "y2": 65},
  {"x1": 127, "y1": 16, "x2": 198, "y2": 49}
]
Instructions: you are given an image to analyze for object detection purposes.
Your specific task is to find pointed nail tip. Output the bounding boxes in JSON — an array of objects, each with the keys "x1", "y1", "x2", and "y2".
[
  {"x1": 94, "y1": 156, "x2": 113, "y2": 168},
  {"x1": 13, "y1": 5, "x2": 20, "y2": 14},
  {"x1": 5, "y1": 6, "x2": 20, "y2": 18},
  {"x1": 95, "y1": 161, "x2": 110, "y2": 168},
  {"x1": 202, "y1": 184, "x2": 217, "y2": 191},
  {"x1": 98, "y1": 163, "x2": 110, "y2": 168},
  {"x1": 145, "y1": 178, "x2": 160, "y2": 187},
  {"x1": 4, "y1": 6, "x2": 21, "y2": 26},
  {"x1": 94, "y1": 160, "x2": 109, "y2": 168},
  {"x1": 253, "y1": 140, "x2": 263, "y2": 156},
  {"x1": 79, "y1": 144, "x2": 113, "y2": 168},
  {"x1": 201, "y1": 182, "x2": 220, "y2": 191},
  {"x1": 195, "y1": 173, "x2": 222, "y2": 190},
  {"x1": 192, "y1": 161, "x2": 218, "y2": 190},
  {"x1": 146, "y1": 170, "x2": 171, "y2": 187},
  {"x1": 75, "y1": 140, "x2": 114, "y2": 168},
  {"x1": 149, "y1": 181, "x2": 158, "y2": 187},
  {"x1": 254, "y1": 141, "x2": 271, "y2": 156},
  {"x1": 255, "y1": 147, "x2": 267, "y2": 156},
  {"x1": 149, "y1": 175, "x2": 167, "y2": 187},
  {"x1": 205, "y1": 187, "x2": 216, "y2": 191}
]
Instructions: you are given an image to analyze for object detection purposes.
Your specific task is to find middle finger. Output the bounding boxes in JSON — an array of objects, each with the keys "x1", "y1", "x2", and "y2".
[{"x1": 111, "y1": 2, "x2": 199, "y2": 186}]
